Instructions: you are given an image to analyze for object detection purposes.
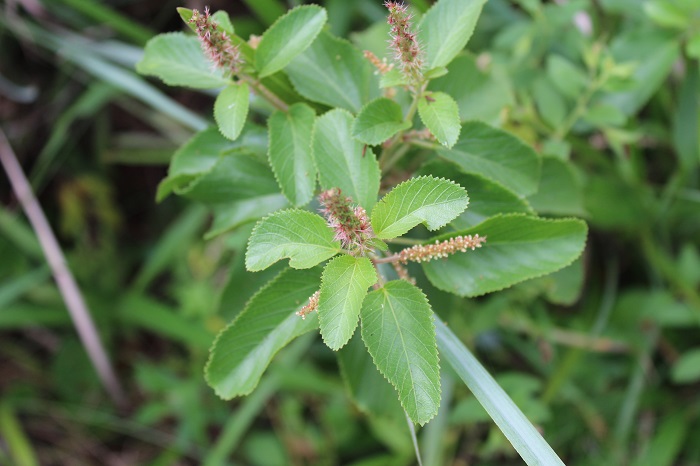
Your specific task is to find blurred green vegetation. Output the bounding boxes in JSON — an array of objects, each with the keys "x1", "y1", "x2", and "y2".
[{"x1": 1, "y1": 0, "x2": 699, "y2": 465}]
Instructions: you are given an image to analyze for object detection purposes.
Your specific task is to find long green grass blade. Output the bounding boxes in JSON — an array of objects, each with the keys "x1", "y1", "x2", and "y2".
[{"x1": 435, "y1": 318, "x2": 566, "y2": 466}]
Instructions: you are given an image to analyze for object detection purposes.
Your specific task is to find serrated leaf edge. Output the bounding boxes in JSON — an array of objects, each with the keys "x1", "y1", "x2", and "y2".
[
  {"x1": 255, "y1": 5, "x2": 328, "y2": 77},
  {"x1": 372, "y1": 174, "x2": 470, "y2": 235},
  {"x1": 351, "y1": 97, "x2": 412, "y2": 145},
  {"x1": 360, "y1": 281, "x2": 442, "y2": 425},
  {"x1": 317, "y1": 256, "x2": 377, "y2": 351}
]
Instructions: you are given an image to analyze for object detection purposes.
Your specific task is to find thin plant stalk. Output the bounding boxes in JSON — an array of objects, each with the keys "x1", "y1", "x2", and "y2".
[{"x1": 0, "y1": 128, "x2": 126, "y2": 407}]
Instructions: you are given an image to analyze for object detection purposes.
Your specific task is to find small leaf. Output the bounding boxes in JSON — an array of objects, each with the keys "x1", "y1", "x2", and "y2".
[
  {"x1": 136, "y1": 32, "x2": 230, "y2": 89},
  {"x1": 205, "y1": 268, "x2": 321, "y2": 398},
  {"x1": 417, "y1": 91, "x2": 461, "y2": 148},
  {"x1": 268, "y1": 103, "x2": 317, "y2": 206},
  {"x1": 246, "y1": 210, "x2": 341, "y2": 271},
  {"x1": 380, "y1": 69, "x2": 407, "y2": 88},
  {"x1": 671, "y1": 349, "x2": 700, "y2": 384},
  {"x1": 214, "y1": 82, "x2": 250, "y2": 141},
  {"x1": 371, "y1": 175, "x2": 469, "y2": 239},
  {"x1": 423, "y1": 214, "x2": 588, "y2": 297},
  {"x1": 318, "y1": 256, "x2": 377, "y2": 350},
  {"x1": 418, "y1": 0, "x2": 487, "y2": 69},
  {"x1": 360, "y1": 280, "x2": 441, "y2": 425},
  {"x1": 352, "y1": 98, "x2": 411, "y2": 145},
  {"x1": 546, "y1": 55, "x2": 589, "y2": 99},
  {"x1": 313, "y1": 109, "x2": 381, "y2": 211},
  {"x1": 255, "y1": 5, "x2": 327, "y2": 77},
  {"x1": 438, "y1": 121, "x2": 541, "y2": 198},
  {"x1": 286, "y1": 31, "x2": 380, "y2": 113}
]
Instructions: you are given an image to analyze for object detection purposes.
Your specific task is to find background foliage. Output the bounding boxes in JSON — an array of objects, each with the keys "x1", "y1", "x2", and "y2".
[{"x1": 1, "y1": 0, "x2": 700, "y2": 465}]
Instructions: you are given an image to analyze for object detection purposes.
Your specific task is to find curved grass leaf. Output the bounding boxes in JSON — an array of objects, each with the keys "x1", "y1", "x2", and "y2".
[
  {"x1": 371, "y1": 175, "x2": 469, "y2": 239},
  {"x1": 360, "y1": 280, "x2": 441, "y2": 425},
  {"x1": 352, "y1": 97, "x2": 411, "y2": 145},
  {"x1": 268, "y1": 103, "x2": 316, "y2": 206},
  {"x1": 136, "y1": 32, "x2": 230, "y2": 89},
  {"x1": 423, "y1": 214, "x2": 588, "y2": 296},
  {"x1": 318, "y1": 256, "x2": 377, "y2": 350},
  {"x1": 286, "y1": 31, "x2": 379, "y2": 113},
  {"x1": 435, "y1": 319, "x2": 566, "y2": 466},
  {"x1": 313, "y1": 109, "x2": 381, "y2": 210},
  {"x1": 246, "y1": 210, "x2": 341, "y2": 271},
  {"x1": 255, "y1": 5, "x2": 327, "y2": 78},
  {"x1": 205, "y1": 268, "x2": 321, "y2": 398},
  {"x1": 214, "y1": 82, "x2": 250, "y2": 141},
  {"x1": 418, "y1": 0, "x2": 487, "y2": 70},
  {"x1": 417, "y1": 91, "x2": 461, "y2": 148},
  {"x1": 438, "y1": 121, "x2": 541, "y2": 198}
]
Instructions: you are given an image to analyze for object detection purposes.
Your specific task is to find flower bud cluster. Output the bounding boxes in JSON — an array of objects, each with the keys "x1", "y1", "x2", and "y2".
[
  {"x1": 392, "y1": 261, "x2": 416, "y2": 284},
  {"x1": 385, "y1": 1, "x2": 423, "y2": 84},
  {"x1": 190, "y1": 7, "x2": 241, "y2": 74},
  {"x1": 319, "y1": 189, "x2": 374, "y2": 253},
  {"x1": 296, "y1": 291, "x2": 320, "y2": 320},
  {"x1": 398, "y1": 235, "x2": 486, "y2": 263}
]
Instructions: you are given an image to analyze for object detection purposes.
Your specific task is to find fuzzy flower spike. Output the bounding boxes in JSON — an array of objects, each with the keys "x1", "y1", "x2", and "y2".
[
  {"x1": 385, "y1": 1, "x2": 423, "y2": 86},
  {"x1": 190, "y1": 7, "x2": 242, "y2": 75},
  {"x1": 318, "y1": 188, "x2": 374, "y2": 254}
]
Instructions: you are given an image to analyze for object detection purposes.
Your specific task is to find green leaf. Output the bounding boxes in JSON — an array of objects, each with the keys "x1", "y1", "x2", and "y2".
[
  {"x1": 672, "y1": 63, "x2": 699, "y2": 171},
  {"x1": 437, "y1": 121, "x2": 541, "y2": 198},
  {"x1": 435, "y1": 319, "x2": 566, "y2": 466},
  {"x1": 671, "y1": 349, "x2": 700, "y2": 384},
  {"x1": 417, "y1": 91, "x2": 461, "y2": 148},
  {"x1": 546, "y1": 55, "x2": 588, "y2": 99},
  {"x1": 205, "y1": 194, "x2": 288, "y2": 239},
  {"x1": 360, "y1": 281, "x2": 441, "y2": 425},
  {"x1": 527, "y1": 157, "x2": 585, "y2": 216},
  {"x1": 268, "y1": 103, "x2": 317, "y2": 206},
  {"x1": 423, "y1": 214, "x2": 588, "y2": 296},
  {"x1": 602, "y1": 29, "x2": 679, "y2": 116},
  {"x1": 352, "y1": 98, "x2": 411, "y2": 145},
  {"x1": 177, "y1": 150, "x2": 279, "y2": 203},
  {"x1": 246, "y1": 210, "x2": 341, "y2": 271},
  {"x1": 313, "y1": 109, "x2": 381, "y2": 210},
  {"x1": 533, "y1": 76, "x2": 567, "y2": 128},
  {"x1": 255, "y1": 5, "x2": 327, "y2": 78},
  {"x1": 205, "y1": 268, "x2": 321, "y2": 398},
  {"x1": 417, "y1": 161, "x2": 533, "y2": 229},
  {"x1": 418, "y1": 0, "x2": 487, "y2": 69},
  {"x1": 136, "y1": 32, "x2": 230, "y2": 89},
  {"x1": 318, "y1": 256, "x2": 377, "y2": 350},
  {"x1": 214, "y1": 82, "x2": 250, "y2": 141},
  {"x1": 286, "y1": 31, "x2": 380, "y2": 113},
  {"x1": 371, "y1": 175, "x2": 469, "y2": 239}
]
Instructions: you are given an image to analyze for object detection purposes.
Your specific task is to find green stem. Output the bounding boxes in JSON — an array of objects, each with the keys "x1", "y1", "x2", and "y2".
[{"x1": 239, "y1": 75, "x2": 289, "y2": 112}]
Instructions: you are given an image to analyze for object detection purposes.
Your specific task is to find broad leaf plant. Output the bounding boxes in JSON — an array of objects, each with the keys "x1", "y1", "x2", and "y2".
[{"x1": 137, "y1": 1, "x2": 587, "y2": 463}]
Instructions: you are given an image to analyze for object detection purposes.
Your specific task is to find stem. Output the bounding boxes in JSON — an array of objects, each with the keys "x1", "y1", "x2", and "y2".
[
  {"x1": 373, "y1": 254, "x2": 401, "y2": 264},
  {"x1": 0, "y1": 129, "x2": 126, "y2": 408},
  {"x1": 378, "y1": 81, "x2": 427, "y2": 172},
  {"x1": 238, "y1": 74, "x2": 288, "y2": 112}
]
